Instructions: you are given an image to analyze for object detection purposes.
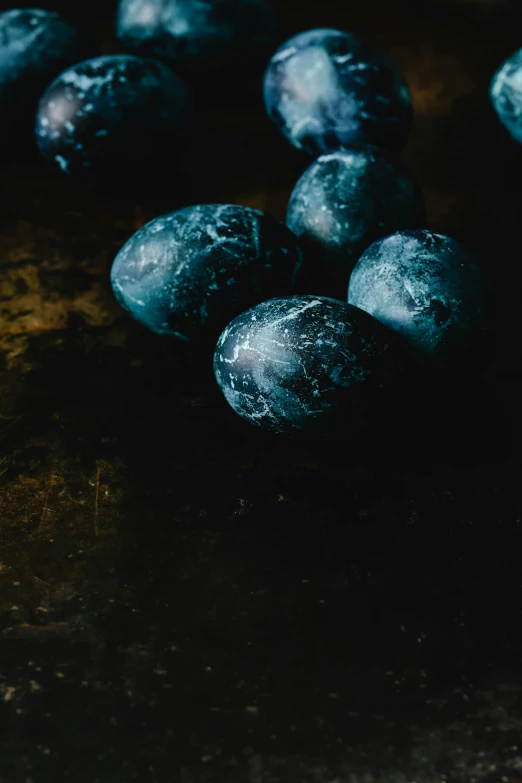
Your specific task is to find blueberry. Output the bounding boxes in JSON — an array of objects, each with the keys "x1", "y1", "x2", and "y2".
[
  {"x1": 116, "y1": 0, "x2": 277, "y2": 69},
  {"x1": 348, "y1": 230, "x2": 487, "y2": 359},
  {"x1": 286, "y1": 146, "x2": 423, "y2": 282},
  {"x1": 490, "y1": 48, "x2": 522, "y2": 144},
  {"x1": 35, "y1": 54, "x2": 189, "y2": 180},
  {"x1": 0, "y1": 8, "x2": 88, "y2": 141},
  {"x1": 110, "y1": 204, "x2": 303, "y2": 344},
  {"x1": 263, "y1": 28, "x2": 412, "y2": 157},
  {"x1": 214, "y1": 295, "x2": 401, "y2": 436}
]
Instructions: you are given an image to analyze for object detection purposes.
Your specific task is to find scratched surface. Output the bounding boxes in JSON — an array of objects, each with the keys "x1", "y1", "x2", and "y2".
[{"x1": 0, "y1": 0, "x2": 521, "y2": 781}]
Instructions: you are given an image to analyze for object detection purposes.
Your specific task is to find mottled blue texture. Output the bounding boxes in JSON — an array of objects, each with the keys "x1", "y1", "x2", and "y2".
[
  {"x1": 348, "y1": 230, "x2": 486, "y2": 359},
  {"x1": 490, "y1": 48, "x2": 522, "y2": 144},
  {"x1": 0, "y1": 8, "x2": 86, "y2": 135},
  {"x1": 111, "y1": 204, "x2": 303, "y2": 344},
  {"x1": 286, "y1": 147, "x2": 423, "y2": 277},
  {"x1": 116, "y1": 0, "x2": 277, "y2": 67},
  {"x1": 35, "y1": 54, "x2": 189, "y2": 178},
  {"x1": 263, "y1": 28, "x2": 412, "y2": 157},
  {"x1": 214, "y1": 295, "x2": 400, "y2": 436}
]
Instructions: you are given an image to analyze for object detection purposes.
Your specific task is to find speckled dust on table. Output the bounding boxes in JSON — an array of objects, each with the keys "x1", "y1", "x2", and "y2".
[{"x1": 0, "y1": 1, "x2": 522, "y2": 782}]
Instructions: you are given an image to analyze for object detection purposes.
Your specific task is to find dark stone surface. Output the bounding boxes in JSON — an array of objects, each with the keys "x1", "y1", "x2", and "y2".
[
  {"x1": 0, "y1": 8, "x2": 91, "y2": 149},
  {"x1": 111, "y1": 204, "x2": 303, "y2": 344},
  {"x1": 116, "y1": 0, "x2": 278, "y2": 71},
  {"x1": 286, "y1": 146, "x2": 423, "y2": 289},
  {"x1": 214, "y1": 296, "x2": 400, "y2": 436},
  {"x1": 35, "y1": 54, "x2": 189, "y2": 184},
  {"x1": 263, "y1": 27, "x2": 413, "y2": 156},
  {"x1": 348, "y1": 229, "x2": 487, "y2": 359},
  {"x1": 0, "y1": 0, "x2": 521, "y2": 781}
]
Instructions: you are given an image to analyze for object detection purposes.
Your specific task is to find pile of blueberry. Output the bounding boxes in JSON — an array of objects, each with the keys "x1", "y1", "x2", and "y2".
[{"x1": 1, "y1": 2, "x2": 519, "y2": 436}]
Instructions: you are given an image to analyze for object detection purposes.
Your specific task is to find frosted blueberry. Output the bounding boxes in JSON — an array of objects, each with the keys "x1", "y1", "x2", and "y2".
[
  {"x1": 286, "y1": 146, "x2": 423, "y2": 278},
  {"x1": 263, "y1": 28, "x2": 412, "y2": 157},
  {"x1": 111, "y1": 204, "x2": 303, "y2": 344},
  {"x1": 35, "y1": 54, "x2": 189, "y2": 179},
  {"x1": 116, "y1": 0, "x2": 277, "y2": 68},
  {"x1": 490, "y1": 48, "x2": 522, "y2": 144},
  {"x1": 348, "y1": 230, "x2": 487, "y2": 359},
  {"x1": 214, "y1": 295, "x2": 401, "y2": 436},
  {"x1": 0, "y1": 8, "x2": 88, "y2": 139}
]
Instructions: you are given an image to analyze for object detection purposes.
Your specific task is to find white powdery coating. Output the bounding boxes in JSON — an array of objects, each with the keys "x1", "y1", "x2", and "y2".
[
  {"x1": 0, "y1": 10, "x2": 52, "y2": 68},
  {"x1": 490, "y1": 48, "x2": 522, "y2": 143},
  {"x1": 35, "y1": 54, "x2": 188, "y2": 172},
  {"x1": 0, "y1": 9, "x2": 79, "y2": 88},
  {"x1": 286, "y1": 148, "x2": 422, "y2": 271},
  {"x1": 287, "y1": 150, "x2": 369, "y2": 252},
  {"x1": 118, "y1": 0, "x2": 163, "y2": 33},
  {"x1": 118, "y1": 0, "x2": 221, "y2": 42},
  {"x1": 111, "y1": 204, "x2": 303, "y2": 342},
  {"x1": 348, "y1": 230, "x2": 485, "y2": 356},
  {"x1": 214, "y1": 295, "x2": 393, "y2": 434},
  {"x1": 116, "y1": 0, "x2": 275, "y2": 59},
  {"x1": 263, "y1": 27, "x2": 412, "y2": 155},
  {"x1": 275, "y1": 44, "x2": 360, "y2": 150}
]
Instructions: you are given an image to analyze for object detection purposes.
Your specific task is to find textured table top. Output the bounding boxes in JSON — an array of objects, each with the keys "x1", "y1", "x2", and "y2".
[{"x1": 0, "y1": 0, "x2": 521, "y2": 781}]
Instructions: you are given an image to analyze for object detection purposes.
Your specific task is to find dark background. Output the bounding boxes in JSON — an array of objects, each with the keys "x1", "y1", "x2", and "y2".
[{"x1": 1, "y1": 0, "x2": 521, "y2": 781}]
